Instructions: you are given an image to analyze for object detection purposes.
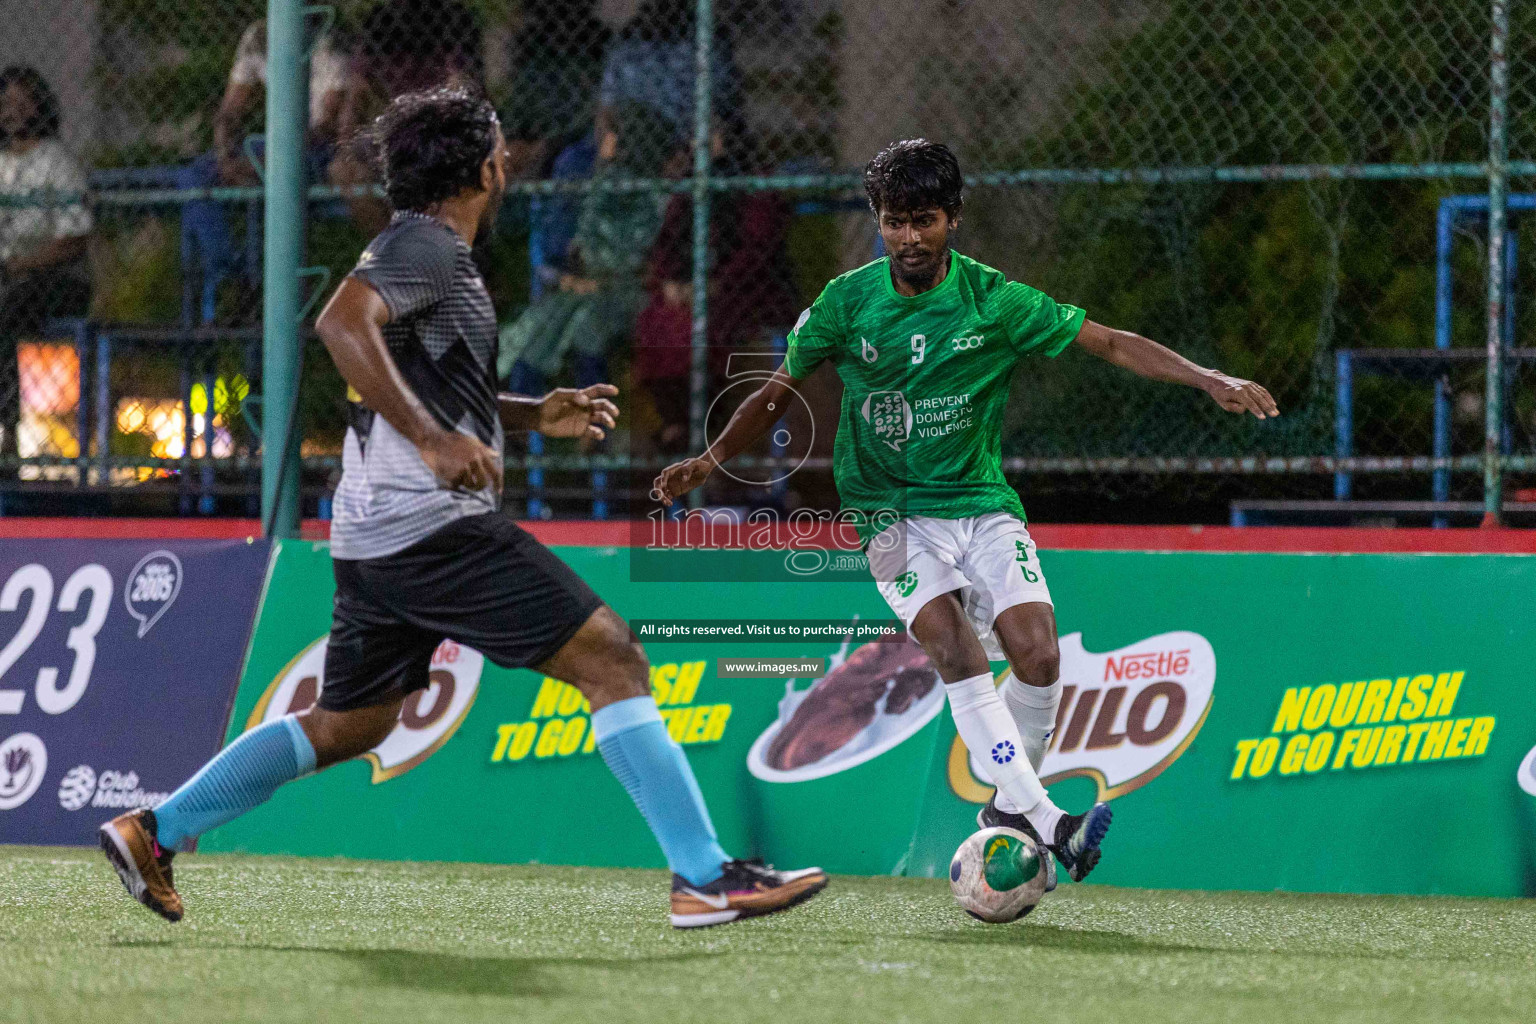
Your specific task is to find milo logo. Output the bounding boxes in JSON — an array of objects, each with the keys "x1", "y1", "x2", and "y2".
[
  {"x1": 247, "y1": 637, "x2": 484, "y2": 782},
  {"x1": 950, "y1": 630, "x2": 1216, "y2": 802}
]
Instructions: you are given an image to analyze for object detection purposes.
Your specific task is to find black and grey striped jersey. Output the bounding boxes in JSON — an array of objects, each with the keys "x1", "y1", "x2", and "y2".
[{"x1": 331, "y1": 211, "x2": 503, "y2": 560}]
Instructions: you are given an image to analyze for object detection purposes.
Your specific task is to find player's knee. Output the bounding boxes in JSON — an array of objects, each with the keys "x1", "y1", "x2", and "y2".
[
  {"x1": 925, "y1": 637, "x2": 988, "y2": 682},
  {"x1": 574, "y1": 641, "x2": 650, "y2": 708},
  {"x1": 300, "y1": 709, "x2": 395, "y2": 768},
  {"x1": 1018, "y1": 643, "x2": 1060, "y2": 687}
]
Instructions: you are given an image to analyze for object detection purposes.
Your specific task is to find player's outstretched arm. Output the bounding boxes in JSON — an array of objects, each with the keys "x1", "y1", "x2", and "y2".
[
  {"x1": 498, "y1": 385, "x2": 620, "y2": 440},
  {"x1": 652, "y1": 367, "x2": 800, "y2": 506},
  {"x1": 315, "y1": 277, "x2": 502, "y2": 491},
  {"x1": 1072, "y1": 319, "x2": 1280, "y2": 420}
]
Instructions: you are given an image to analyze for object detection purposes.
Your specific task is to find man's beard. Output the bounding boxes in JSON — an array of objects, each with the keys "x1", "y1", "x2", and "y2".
[{"x1": 892, "y1": 245, "x2": 949, "y2": 290}]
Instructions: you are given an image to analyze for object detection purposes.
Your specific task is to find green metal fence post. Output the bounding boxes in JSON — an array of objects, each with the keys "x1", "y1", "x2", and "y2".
[
  {"x1": 1484, "y1": 0, "x2": 1510, "y2": 527},
  {"x1": 261, "y1": 0, "x2": 307, "y2": 538},
  {"x1": 687, "y1": 0, "x2": 714, "y2": 507}
]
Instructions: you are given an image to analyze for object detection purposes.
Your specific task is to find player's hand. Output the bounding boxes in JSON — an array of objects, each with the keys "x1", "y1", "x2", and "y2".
[
  {"x1": 1203, "y1": 372, "x2": 1279, "y2": 420},
  {"x1": 652, "y1": 456, "x2": 714, "y2": 507},
  {"x1": 420, "y1": 429, "x2": 503, "y2": 493},
  {"x1": 537, "y1": 384, "x2": 620, "y2": 440}
]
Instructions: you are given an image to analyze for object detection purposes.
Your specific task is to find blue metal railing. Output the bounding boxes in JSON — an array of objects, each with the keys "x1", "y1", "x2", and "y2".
[{"x1": 1332, "y1": 193, "x2": 1530, "y2": 527}]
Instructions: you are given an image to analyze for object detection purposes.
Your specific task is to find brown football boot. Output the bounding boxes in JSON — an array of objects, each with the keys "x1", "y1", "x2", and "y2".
[
  {"x1": 99, "y1": 808, "x2": 183, "y2": 922},
  {"x1": 670, "y1": 858, "x2": 828, "y2": 928}
]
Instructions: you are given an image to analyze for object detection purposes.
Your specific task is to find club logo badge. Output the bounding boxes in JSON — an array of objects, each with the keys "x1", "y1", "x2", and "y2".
[
  {"x1": 0, "y1": 732, "x2": 47, "y2": 810},
  {"x1": 57, "y1": 765, "x2": 96, "y2": 810},
  {"x1": 861, "y1": 391, "x2": 913, "y2": 451},
  {"x1": 125, "y1": 550, "x2": 183, "y2": 638}
]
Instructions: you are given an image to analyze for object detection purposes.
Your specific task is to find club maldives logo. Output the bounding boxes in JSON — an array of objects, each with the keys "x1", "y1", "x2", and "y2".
[
  {"x1": 57, "y1": 765, "x2": 169, "y2": 812},
  {"x1": 0, "y1": 732, "x2": 47, "y2": 810},
  {"x1": 246, "y1": 637, "x2": 484, "y2": 782},
  {"x1": 949, "y1": 631, "x2": 1216, "y2": 803},
  {"x1": 124, "y1": 550, "x2": 183, "y2": 638}
]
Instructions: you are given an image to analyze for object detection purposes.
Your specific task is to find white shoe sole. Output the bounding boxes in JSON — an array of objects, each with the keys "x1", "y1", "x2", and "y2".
[
  {"x1": 99, "y1": 822, "x2": 148, "y2": 903},
  {"x1": 670, "y1": 908, "x2": 741, "y2": 928}
]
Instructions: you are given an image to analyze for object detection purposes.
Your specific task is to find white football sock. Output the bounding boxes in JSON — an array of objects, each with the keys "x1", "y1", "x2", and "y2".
[
  {"x1": 999, "y1": 670, "x2": 1062, "y2": 774},
  {"x1": 944, "y1": 673, "x2": 1063, "y2": 841}
]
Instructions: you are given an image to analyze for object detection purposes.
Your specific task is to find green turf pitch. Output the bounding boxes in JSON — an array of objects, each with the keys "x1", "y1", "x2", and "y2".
[{"x1": 2, "y1": 848, "x2": 1533, "y2": 1024}]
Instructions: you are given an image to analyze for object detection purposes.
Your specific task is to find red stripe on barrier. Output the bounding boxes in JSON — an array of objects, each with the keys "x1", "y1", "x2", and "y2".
[
  {"x1": 0, "y1": 517, "x2": 1529, "y2": 553},
  {"x1": 0, "y1": 518, "x2": 272, "y2": 540}
]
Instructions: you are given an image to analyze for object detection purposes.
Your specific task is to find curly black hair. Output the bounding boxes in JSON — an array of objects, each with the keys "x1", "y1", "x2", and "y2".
[
  {"x1": 0, "y1": 66, "x2": 62, "y2": 145},
  {"x1": 863, "y1": 139, "x2": 963, "y2": 220},
  {"x1": 373, "y1": 87, "x2": 500, "y2": 213}
]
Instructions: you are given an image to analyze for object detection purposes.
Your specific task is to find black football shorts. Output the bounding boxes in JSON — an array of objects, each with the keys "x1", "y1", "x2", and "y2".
[{"x1": 320, "y1": 512, "x2": 603, "y2": 711}]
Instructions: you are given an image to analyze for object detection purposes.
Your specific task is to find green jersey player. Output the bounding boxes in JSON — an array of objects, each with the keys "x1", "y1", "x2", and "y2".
[{"x1": 654, "y1": 139, "x2": 1277, "y2": 885}]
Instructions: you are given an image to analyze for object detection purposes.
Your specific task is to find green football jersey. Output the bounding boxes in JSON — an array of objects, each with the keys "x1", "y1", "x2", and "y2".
[{"x1": 783, "y1": 252, "x2": 1084, "y2": 539}]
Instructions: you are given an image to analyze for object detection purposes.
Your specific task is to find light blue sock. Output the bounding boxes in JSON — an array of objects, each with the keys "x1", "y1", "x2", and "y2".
[
  {"x1": 592, "y1": 696, "x2": 728, "y2": 887},
  {"x1": 154, "y1": 716, "x2": 316, "y2": 851}
]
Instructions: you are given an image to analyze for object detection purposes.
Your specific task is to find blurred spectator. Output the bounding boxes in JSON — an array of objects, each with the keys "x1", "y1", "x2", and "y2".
[
  {"x1": 635, "y1": 148, "x2": 798, "y2": 454},
  {"x1": 596, "y1": 0, "x2": 740, "y2": 145},
  {"x1": 176, "y1": 20, "x2": 350, "y2": 324},
  {"x1": 527, "y1": 137, "x2": 599, "y2": 302},
  {"x1": 498, "y1": 104, "x2": 681, "y2": 401},
  {"x1": 502, "y1": 0, "x2": 610, "y2": 180},
  {"x1": 0, "y1": 66, "x2": 91, "y2": 463},
  {"x1": 331, "y1": 0, "x2": 485, "y2": 233},
  {"x1": 214, "y1": 20, "x2": 350, "y2": 186},
  {"x1": 504, "y1": 0, "x2": 611, "y2": 302}
]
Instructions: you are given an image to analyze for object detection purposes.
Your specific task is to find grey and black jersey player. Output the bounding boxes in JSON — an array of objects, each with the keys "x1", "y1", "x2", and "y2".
[{"x1": 99, "y1": 87, "x2": 826, "y2": 929}]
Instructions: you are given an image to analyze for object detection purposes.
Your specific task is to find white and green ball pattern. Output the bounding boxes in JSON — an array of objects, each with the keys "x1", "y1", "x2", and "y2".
[{"x1": 948, "y1": 826, "x2": 1048, "y2": 922}]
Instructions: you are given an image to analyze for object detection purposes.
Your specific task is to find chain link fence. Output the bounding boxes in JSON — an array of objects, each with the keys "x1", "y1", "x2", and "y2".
[{"x1": 0, "y1": 0, "x2": 1527, "y2": 522}]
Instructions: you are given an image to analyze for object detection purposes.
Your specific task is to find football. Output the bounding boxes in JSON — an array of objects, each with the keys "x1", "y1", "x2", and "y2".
[{"x1": 948, "y1": 826, "x2": 1049, "y2": 922}]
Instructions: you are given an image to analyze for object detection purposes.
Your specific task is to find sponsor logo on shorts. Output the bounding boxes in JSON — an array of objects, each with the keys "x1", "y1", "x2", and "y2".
[
  {"x1": 0, "y1": 732, "x2": 47, "y2": 810},
  {"x1": 949, "y1": 631, "x2": 1216, "y2": 803},
  {"x1": 990, "y1": 740, "x2": 1015, "y2": 765},
  {"x1": 247, "y1": 637, "x2": 483, "y2": 783},
  {"x1": 1013, "y1": 541, "x2": 1040, "y2": 583},
  {"x1": 894, "y1": 571, "x2": 919, "y2": 598},
  {"x1": 124, "y1": 550, "x2": 183, "y2": 638},
  {"x1": 57, "y1": 765, "x2": 168, "y2": 811}
]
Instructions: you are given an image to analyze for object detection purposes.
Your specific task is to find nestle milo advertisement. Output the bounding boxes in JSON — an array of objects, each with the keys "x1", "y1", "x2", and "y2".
[{"x1": 203, "y1": 540, "x2": 1536, "y2": 898}]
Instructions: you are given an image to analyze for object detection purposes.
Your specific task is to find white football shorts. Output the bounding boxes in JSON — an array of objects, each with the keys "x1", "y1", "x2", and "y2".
[{"x1": 868, "y1": 512, "x2": 1052, "y2": 662}]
